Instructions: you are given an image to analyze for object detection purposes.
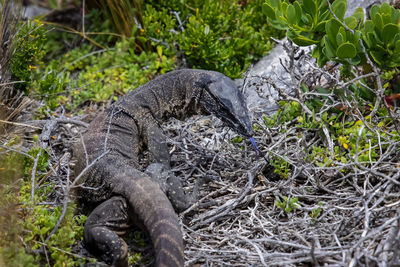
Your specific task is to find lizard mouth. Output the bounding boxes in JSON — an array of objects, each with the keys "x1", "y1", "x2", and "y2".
[
  {"x1": 200, "y1": 71, "x2": 254, "y2": 138},
  {"x1": 217, "y1": 108, "x2": 254, "y2": 137},
  {"x1": 204, "y1": 88, "x2": 254, "y2": 137}
]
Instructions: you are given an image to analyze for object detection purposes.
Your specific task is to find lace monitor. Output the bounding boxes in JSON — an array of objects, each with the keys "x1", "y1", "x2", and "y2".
[{"x1": 73, "y1": 69, "x2": 255, "y2": 267}]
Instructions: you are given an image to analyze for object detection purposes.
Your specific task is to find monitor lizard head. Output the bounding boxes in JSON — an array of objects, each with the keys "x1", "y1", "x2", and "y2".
[{"x1": 195, "y1": 71, "x2": 254, "y2": 137}]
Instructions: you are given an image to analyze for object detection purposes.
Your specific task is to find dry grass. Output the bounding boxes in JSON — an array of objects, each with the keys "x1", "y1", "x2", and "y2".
[
  {"x1": 0, "y1": 0, "x2": 20, "y2": 83},
  {"x1": 93, "y1": 0, "x2": 144, "y2": 37},
  {"x1": 0, "y1": 0, "x2": 36, "y2": 137}
]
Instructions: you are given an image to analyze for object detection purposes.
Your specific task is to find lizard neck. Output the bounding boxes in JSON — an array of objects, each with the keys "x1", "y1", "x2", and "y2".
[{"x1": 114, "y1": 69, "x2": 209, "y2": 122}]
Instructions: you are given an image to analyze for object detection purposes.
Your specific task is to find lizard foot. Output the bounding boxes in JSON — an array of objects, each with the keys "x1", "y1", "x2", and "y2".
[
  {"x1": 84, "y1": 196, "x2": 131, "y2": 267},
  {"x1": 145, "y1": 163, "x2": 193, "y2": 212}
]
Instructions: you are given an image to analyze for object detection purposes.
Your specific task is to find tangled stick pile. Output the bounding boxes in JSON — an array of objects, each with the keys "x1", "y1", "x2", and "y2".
[
  {"x1": 160, "y1": 41, "x2": 400, "y2": 266},
  {"x1": 162, "y1": 113, "x2": 400, "y2": 266}
]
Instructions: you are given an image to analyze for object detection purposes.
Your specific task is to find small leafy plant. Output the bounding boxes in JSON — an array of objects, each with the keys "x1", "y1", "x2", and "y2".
[
  {"x1": 264, "y1": 101, "x2": 302, "y2": 127},
  {"x1": 270, "y1": 156, "x2": 291, "y2": 179},
  {"x1": 266, "y1": 99, "x2": 398, "y2": 170},
  {"x1": 275, "y1": 196, "x2": 300, "y2": 213},
  {"x1": 309, "y1": 202, "x2": 324, "y2": 221}
]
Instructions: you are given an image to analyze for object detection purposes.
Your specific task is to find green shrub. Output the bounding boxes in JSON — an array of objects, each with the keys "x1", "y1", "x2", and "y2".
[
  {"x1": 137, "y1": 4, "x2": 178, "y2": 55},
  {"x1": 33, "y1": 33, "x2": 175, "y2": 110},
  {"x1": 142, "y1": 0, "x2": 281, "y2": 78},
  {"x1": 97, "y1": 0, "x2": 282, "y2": 78},
  {"x1": 263, "y1": 99, "x2": 399, "y2": 171},
  {"x1": 264, "y1": 101, "x2": 302, "y2": 127},
  {"x1": 0, "y1": 146, "x2": 88, "y2": 266},
  {"x1": 362, "y1": 3, "x2": 400, "y2": 68},
  {"x1": 10, "y1": 19, "x2": 46, "y2": 91},
  {"x1": 263, "y1": 0, "x2": 400, "y2": 69},
  {"x1": 31, "y1": 69, "x2": 70, "y2": 111},
  {"x1": 63, "y1": 37, "x2": 175, "y2": 108}
]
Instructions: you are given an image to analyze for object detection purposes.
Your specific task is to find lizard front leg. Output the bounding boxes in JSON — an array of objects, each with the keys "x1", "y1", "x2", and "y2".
[
  {"x1": 144, "y1": 122, "x2": 194, "y2": 211},
  {"x1": 145, "y1": 162, "x2": 193, "y2": 212},
  {"x1": 145, "y1": 123, "x2": 171, "y2": 167}
]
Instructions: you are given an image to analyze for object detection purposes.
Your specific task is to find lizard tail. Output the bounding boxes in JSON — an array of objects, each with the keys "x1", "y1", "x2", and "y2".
[{"x1": 113, "y1": 170, "x2": 184, "y2": 267}]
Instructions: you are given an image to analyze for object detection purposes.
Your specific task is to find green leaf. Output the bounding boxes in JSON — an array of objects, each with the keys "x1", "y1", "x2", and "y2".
[
  {"x1": 357, "y1": 85, "x2": 374, "y2": 101},
  {"x1": 382, "y1": 23, "x2": 399, "y2": 44},
  {"x1": 395, "y1": 39, "x2": 400, "y2": 54},
  {"x1": 232, "y1": 136, "x2": 243, "y2": 143},
  {"x1": 367, "y1": 31, "x2": 380, "y2": 46},
  {"x1": 293, "y1": 1, "x2": 302, "y2": 24},
  {"x1": 336, "y1": 32, "x2": 344, "y2": 46},
  {"x1": 353, "y1": 30, "x2": 361, "y2": 44},
  {"x1": 315, "y1": 86, "x2": 330, "y2": 94},
  {"x1": 348, "y1": 54, "x2": 362, "y2": 65},
  {"x1": 345, "y1": 16, "x2": 357, "y2": 30},
  {"x1": 382, "y1": 14, "x2": 392, "y2": 25},
  {"x1": 326, "y1": 18, "x2": 342, "y2": 46},
  {"x1": 317, "y1": 54, "x2": 329, "y2": 67},
  {"x1": 204, "y1": 24, "x2": 210, "y2": 35},
  {"x1": 281, "y1": 2, "x2": 288, "y2": 14},
  {"x1": 338, "y1": 27, "x2": 347, "y2": 42},
  {"x1": 331, "y1": 0, "x2": 347, "y2": 20},
  {"x1": 369, "y1": 5, "x2": 379, "y2": 19},
  {"x1": 303, "y1": 0, "x2": 316, "y2": 16},
  {"x1": 352, "y1": 7, "x2": 365, "y2": 22},
  {"x1": 323, "y1": 36, "x2": 336, "y2": 58},
  {"x1": 363, "y1": 20, "x2": 374, "y2": 34},
  {"x1": 305, "y1": 13, "x2": 313, "y2": 25},
  {"x1": 287, "y1": 4, "x2": 297, "y2": 24},
  {"x1": 373, "y1": 13, "x2": 383, "y2": 33},
  {"x1": 394, "y1": 32, "x2": 400, "y2": 43},
  {"x1": 41, "y1": 226, "x2": 50, "y2": 235},
  {"x1": 269, "y1": 19, "x2": 289, "y2": 30},
  {"x1": 156, "y1": 46, "x2": 163, "y2": 57},
  {"x1": 269, "y1": 0, "x2": 281, "y2": 8},
  {"x1": 392, "y1": 8, "x2": 400, "y2": 24},
  {"x1": 301, "y1": 84, "x2": 310, "y2": 92},
  {"x1": 319, "y1": 9, "x2": 331, "y2": 22},
  {"x1": 312, "y1": 46, "x2": 320, "y2": 57},
  {"x1": 291, "y1": 35, "x2": 319, "y2": 46},
  {"x1": 262, "y1": 3, "x2": 276, "y2": 19},
  {"x1": 370, "y1": 50, "x2": 384, "y2": 65},
  {"x1": 381, "y1": 2, "x2": 392, "y2": 17},
  {"x1": 315, "y1": 21, "x2": 326, "y2": 32},
  {"x1": 336, "y1": 42, "x2": 357, "y2": 58}
]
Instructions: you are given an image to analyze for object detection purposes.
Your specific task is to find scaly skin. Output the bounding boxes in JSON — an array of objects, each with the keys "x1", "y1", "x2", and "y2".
[{"x1": 74, "y1": 69, "x2": 254, "y2": 266}]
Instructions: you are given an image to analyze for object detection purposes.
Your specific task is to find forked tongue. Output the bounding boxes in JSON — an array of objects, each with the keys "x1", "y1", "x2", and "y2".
[{"x1": 249, "y1": 136, "x2": 262, "y2": 157}]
